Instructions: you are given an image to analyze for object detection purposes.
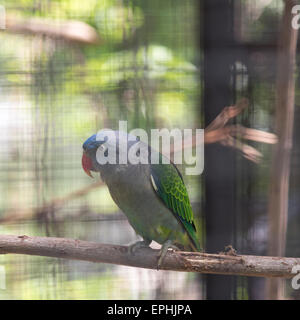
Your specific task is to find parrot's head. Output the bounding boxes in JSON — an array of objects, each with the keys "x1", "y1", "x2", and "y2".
[
  {"x1": 82, "y1": 130, "x2": 140, "y2": 178},
  {"x1": 82, "y1": 134, "x2": 99, "y2": 178}
]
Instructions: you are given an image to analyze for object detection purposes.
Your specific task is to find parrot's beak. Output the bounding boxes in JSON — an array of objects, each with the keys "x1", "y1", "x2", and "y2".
[{"x1": 82, "y1": 152, "x2": 94, "y2": 178}]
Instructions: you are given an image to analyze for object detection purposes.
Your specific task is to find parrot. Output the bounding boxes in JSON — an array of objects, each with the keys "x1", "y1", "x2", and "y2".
[{"x1": 81, "y1": 130, "x2": 201, "y2": 268}]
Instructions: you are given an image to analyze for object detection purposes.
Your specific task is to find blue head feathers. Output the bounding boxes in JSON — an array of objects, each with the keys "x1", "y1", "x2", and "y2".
[{"x1": 82, "y1": 134, "x2": 100, "y2": 151}]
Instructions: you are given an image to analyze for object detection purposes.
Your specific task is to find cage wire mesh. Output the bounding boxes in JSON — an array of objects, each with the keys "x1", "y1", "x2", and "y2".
[
  {"x1": 0, "y1": 0, "x2": 299, "y2": 300},
  {"x1": 0, "y1": 0, "x2": 202, "y2": 299}
]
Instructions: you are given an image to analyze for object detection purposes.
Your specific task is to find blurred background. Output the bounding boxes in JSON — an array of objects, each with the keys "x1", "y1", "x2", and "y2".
[{"x1": 0, "y1": 0, "x2": 299, "y2": 300}]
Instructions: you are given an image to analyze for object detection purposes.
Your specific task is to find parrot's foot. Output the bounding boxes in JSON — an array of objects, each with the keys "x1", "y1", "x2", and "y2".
[
  {"x1": 128, "y1": 239, "x2": 151, "y2": 255},
  {"x1": 157, "y1": 240, "x2": 180, "y2": 270}
]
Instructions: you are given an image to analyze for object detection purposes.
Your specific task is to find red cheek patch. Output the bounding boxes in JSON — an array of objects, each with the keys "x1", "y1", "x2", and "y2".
[{"x1": 82, "y1": 153, "x2": 94, "y2": 178}]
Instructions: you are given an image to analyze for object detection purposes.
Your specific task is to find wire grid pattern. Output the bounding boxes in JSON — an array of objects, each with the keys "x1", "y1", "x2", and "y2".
[{"x1": 0, "y1": 0, "x2": 201, "y2": 299}]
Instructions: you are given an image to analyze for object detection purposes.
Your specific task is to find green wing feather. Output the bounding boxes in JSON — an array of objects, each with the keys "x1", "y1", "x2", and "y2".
[{"x1": 150, "y1": 162, "x2": 201, "y2": 251}]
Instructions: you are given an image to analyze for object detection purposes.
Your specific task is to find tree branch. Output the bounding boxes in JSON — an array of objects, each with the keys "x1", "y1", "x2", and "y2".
[
  {"x1": 0, "y1": 234, "x2": 299, "y2": 278},
  {"x1": 0, "y1": 181, "x2": 104, "y2": 224},
  {"x1": 6, "y1": 15, "x2": 101, "y2": 45}
]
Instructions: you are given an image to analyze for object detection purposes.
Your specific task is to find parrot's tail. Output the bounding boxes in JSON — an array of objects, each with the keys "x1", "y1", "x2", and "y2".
[
  {"x1": 189, "y1": 237, "x2": 201, "y2": 252},
  {"x1": 180, "y1": 219, "x2": 202, "y2": 252}
]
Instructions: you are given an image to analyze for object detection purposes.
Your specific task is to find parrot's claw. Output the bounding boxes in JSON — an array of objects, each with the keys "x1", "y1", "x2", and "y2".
[
  {"x1": 128, "y1": 239, "x2": 151, "y2": 255},
  {"x1": 157, "y1": 240, "x2": 180, "y2": 270}
]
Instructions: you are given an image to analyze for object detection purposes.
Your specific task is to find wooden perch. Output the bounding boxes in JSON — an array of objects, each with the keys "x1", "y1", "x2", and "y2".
[{"x1": 0, "y1": 234, "x2": 299, "y2": 278}]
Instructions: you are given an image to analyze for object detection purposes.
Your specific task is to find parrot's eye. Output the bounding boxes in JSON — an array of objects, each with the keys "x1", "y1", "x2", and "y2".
[
  {"x1": 99, "y1": 144, "x2": 108, "y2": 157},
  {"x1": 99, "y1": 144, "x2": 106, "y2": 150}
]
